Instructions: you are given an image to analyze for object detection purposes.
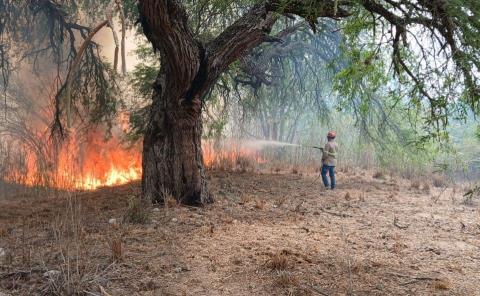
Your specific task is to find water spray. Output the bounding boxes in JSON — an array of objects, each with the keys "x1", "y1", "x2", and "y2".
[
  {"x1": 241, "y1": 140, "x2": 324, "y2": 151},
  {"x1": 303, "y1": 145, "x2": 324, "y2": 151}
]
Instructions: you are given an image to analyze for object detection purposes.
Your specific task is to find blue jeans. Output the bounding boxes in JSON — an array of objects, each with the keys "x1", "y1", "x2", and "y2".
[{"x1": 321, "y1": 165, "x2": 336, "y2": 189}]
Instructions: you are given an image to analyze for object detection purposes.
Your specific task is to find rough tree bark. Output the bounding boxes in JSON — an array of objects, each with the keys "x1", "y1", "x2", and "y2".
[{"x1": 138, "y1": 0, "x2": 348, "y2": 205}]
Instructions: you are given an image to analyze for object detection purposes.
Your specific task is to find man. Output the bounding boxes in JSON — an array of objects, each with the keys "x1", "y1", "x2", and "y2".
[{"x1": 321, "y1": 131, "x2": 338, "y2": 190}]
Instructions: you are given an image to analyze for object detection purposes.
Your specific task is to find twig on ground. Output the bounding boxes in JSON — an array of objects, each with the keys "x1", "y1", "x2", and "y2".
[
  {"x1": 393, "y1": 215, "x2": 409, "y2": 229},
  {"x1": 320, "y1": 207, "x2": 353, "y2": 218},
  {"x1": 99, "y1": 285, "x2": 113, "y2": 296},
  {"x1": 387, "y1": 271, "x2": 440, "y2": 282},
  {"x1": 306, "y1": 283, "x2": 330, "y2": 296}
]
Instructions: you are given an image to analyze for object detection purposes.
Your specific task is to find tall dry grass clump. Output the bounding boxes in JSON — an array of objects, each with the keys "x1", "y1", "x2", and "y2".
[{"x1": 44, "y1": 194, "x2": 111, "y2": 295}]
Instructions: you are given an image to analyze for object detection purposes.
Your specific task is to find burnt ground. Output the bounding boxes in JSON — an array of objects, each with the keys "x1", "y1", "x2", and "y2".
[{"x1": 0, "y1": 169, "x2": 479, "y2": 295}]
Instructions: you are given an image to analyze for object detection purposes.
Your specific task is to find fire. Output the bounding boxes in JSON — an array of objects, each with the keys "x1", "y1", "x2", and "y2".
[
  {"x1": 55, "y1": 131, "x2": 142, "y2": 190},
  {"x1": 6, "y1": 133, "x2": 268, "y2": 190},
  {"x1": 202, "y1": 140, "x2": 266, "y2": 169},
  {"x1": 6, "y1": 130, "x2": 143, "y2": 190}
]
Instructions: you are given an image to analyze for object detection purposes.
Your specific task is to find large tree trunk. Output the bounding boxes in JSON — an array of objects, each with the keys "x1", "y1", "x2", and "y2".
[
  {"x1": 139, "y1": 0, "x2": 213, "y2": 205},
  {"x1": 142, "y1": 84, "x2": 212, "y2": 205}
]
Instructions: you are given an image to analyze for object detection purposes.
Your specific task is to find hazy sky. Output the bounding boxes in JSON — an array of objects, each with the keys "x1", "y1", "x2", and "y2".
[{"x1": 93, "y1": 22, "x2": 142, "y2": 72}]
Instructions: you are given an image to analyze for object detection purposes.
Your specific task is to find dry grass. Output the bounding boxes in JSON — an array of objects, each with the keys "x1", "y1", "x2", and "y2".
[
  {"x1": 237, "y1": 155, "x2": 254, "y2": 172},
  {"x1": 462, "y1": 185, "x2": 479, "y2": 205},
  {"x1": 123, "y1": 196, "x2": 150, "y2": 224},
  {"x1": 276, "y1": 195, "x2": 288, "y2": 207},
  {"x1": 432, "y1": 174, "x2": 447, "y2": 188},
  {"x1": 423, "y1": 182, "x2": 431, "y2": 192},
  {"x1": 274, "y1": 271, "x2": 299, "y2": 288},
  {"x1": 0, "y1": 226, "x2": 7, "y2": 237},
  {"x1": 44, "y1": 195, "x2": 110, "y2": 295},
  {"x1": 266, "y1": 252, "x2": 289, "y2": 271},
  {"x1": 1, "y1": 171, "x2": 478, "y2": 295},
  {"x1": 373, "y1": 170, "x2": 386, "y2": 180},
  {"x1": 240, "y1": 194, "x2": 253, "y2": 205},
  {"x1": 410, "y1": 180, "x2": 421, "y2": 190},
  {"x1": 254, "y1": 199, "x2": 265, "y2": 210},
  {"x1": 109, "y1": 235, "x2": 123, "y2": 262},
  {"x1": 344, "y1": 192, "x2": 351, "y2": 201},
  {"x1": 217, "y1": 156, "x2": 234, "y2": 171},
  {"x1": 163, "y1": 190, "x2": 178, "y2": 208},
  {"x1": 433, "y1": 278, "x2": 451, "y2": 290}
]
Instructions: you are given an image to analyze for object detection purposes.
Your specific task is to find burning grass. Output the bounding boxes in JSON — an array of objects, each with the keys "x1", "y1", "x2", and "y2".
[{"x1": 3, "y1": 131, "x2": 142, "y2": 191}]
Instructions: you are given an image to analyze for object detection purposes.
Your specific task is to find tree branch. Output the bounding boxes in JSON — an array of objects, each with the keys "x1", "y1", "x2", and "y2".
[{"x1": 138, "y1": 0, "x2": 201, "y2": 92}]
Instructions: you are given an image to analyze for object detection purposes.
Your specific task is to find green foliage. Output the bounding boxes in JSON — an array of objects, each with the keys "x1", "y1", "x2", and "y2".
[
  {"x1": 332, "y1": 0, "x2": 480, "y2": 141},
  {"x1": 130, "y1": 43, "x2": 159, "y2": 99}
]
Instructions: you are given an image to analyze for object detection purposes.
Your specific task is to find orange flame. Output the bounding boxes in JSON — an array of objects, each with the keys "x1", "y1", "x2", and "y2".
[
  {"x1": 7, "y1": 135, "x2": 268, "y2": 190},
  {"x1": 6, "y1": 130, "x2": 142, "y2": 190},
  {"x1": 202, "y1": 140, "x2": 266, "y2": 169},
  {"x1": 55, "y1": 131, "x2": 142, "y2": 190}
]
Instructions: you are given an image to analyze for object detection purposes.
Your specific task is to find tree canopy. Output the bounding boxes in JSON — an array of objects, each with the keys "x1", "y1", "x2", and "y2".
[{"x1": 1, "y1": 0, "x2": 479, "y2": 140}]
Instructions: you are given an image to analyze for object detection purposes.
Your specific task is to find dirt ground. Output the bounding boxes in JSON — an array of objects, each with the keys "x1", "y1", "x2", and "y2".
[{"x1": 0, "y1": 168, "x2": 479, "y2": 295}]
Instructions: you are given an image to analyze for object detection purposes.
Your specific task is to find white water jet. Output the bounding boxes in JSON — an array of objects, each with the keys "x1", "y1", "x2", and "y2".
[{"x1": 241, "y1": 139, "x2": 302, "y2": 150}]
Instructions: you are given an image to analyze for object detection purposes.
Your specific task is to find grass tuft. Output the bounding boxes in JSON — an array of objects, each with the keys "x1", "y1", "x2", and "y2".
[
  {"x1": 266, "y1": 252, "x2": 289, "y2": 271},
  {"x1": 274, "y1": 271, "x2": 299, "y2": 288},
  {"x1": 410, "y1": 180, "x2": 421, "y2": 190},
  {"x1": 373, "y1": 171, "x2": 386, "y2": 179},
  {"x1": 123, "y1": 196, "x2": 150, "y2": 224}
]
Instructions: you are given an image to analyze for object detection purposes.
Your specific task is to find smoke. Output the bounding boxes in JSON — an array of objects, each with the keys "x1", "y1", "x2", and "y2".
[{"x1": 93, "y1": 19, "x2": 141, "y2": 72}]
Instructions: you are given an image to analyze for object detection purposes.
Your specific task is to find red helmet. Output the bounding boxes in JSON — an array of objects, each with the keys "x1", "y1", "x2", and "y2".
[{"x1": 327, "y1": 131, "x2": 336, "y2": 139}]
